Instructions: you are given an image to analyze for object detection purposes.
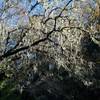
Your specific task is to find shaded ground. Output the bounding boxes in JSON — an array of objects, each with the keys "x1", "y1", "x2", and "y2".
[{"x1": 0, "y1": 68, "x2": 100, "y2": 100}]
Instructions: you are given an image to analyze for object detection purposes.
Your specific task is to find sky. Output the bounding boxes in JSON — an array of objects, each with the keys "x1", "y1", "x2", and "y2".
[
  {"x1": 0, "y1": 0, "x2": 42, "y2": 27},
  {"x1": 0, "y1": 0, "x2": 75, "y2": 28},
  {"x1": 0, "y1": 0, "x2": 96, "y2": 28}
]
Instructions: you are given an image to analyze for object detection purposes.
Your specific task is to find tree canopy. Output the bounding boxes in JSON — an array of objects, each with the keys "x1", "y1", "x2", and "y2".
[{"x1": 0, "y1": 0, "x2": 100, "y2": 100}]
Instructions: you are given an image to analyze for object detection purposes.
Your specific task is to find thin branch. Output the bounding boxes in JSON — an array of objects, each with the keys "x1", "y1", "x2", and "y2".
[
  {"x1": 55, "y1": 26, "x2": 90, "y2": 34},
  {"x1": 28, "y1": 1, "x2": 39, "y2": 14}
]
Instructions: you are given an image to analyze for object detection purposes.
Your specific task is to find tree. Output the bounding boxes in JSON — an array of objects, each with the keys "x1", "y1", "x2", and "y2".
[{"x1": 0, "y1": 0, "x2": 100, "y2": 99}]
